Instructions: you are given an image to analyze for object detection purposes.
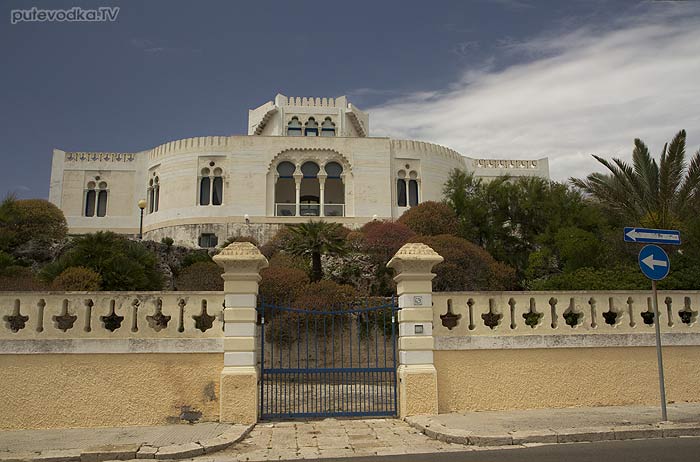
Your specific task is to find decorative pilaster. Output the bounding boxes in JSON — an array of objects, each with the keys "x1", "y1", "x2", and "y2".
[
  {"x1": 387, "y1": 243, "x2": 443, "y2": 418},
  {"x1": 213, "y1": 242, "x2": 269, "y2": 424}
]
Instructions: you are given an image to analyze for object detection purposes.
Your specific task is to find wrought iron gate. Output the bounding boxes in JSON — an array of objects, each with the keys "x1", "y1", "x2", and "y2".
[{"x1": 257, "y1": 297, "x2": 399, "y2": 419}]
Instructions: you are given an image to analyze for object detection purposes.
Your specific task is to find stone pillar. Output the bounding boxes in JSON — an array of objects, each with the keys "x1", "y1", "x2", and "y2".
[
  {"x1": 293, "y1": 171, "x2": 302, "y2": 217},
  {"x1": 318, "y1": 174, "x2": 327, "y2": 217},
  {"x1": 387, "y1": 243, "x2": 443, "y2": 418},
  {"x1": 213, "y1": 242, "x2": 269, "y2": 424}
]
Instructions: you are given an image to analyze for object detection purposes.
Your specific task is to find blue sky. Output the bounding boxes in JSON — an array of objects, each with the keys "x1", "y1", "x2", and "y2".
[{"x1": 2, "y1": 0, "x2": 699, "y2": 198}]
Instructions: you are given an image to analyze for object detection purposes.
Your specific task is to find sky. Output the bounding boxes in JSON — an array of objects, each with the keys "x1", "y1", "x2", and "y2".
[{"x1": 1, "y1": 0, "x2": 699, "y2": 199}]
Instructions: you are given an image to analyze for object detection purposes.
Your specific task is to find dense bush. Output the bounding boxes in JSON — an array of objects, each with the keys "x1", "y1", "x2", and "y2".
[
  {"x1": 174, "y1": 261, "x2": 224, "y2": 291},
  {"x1": 0, "y1": 197, "x2": 68, "y2": 252},
  {"x1": 180, "y1": 250, "x2": 213, "y2": 269},
  {"x1": 359, "y1": 221, "x2": 415, "y2": 262},
  {"x1": 529, "y1": 266, "x2": 647, "y2": 290},
  {"x1": 50, "y1": 266, "x2": 102, "y2": 291},
  {"x1": 259, "y1": 265, "x2": 309, "y2": 303},
  {"x1": 398, "y1": 201, "x2": 458, "y2": 236},
  {"x1": 0, "y1": 267, "x2": 46, "y2": 291},
  {"x1": 294, "y1": 280, "x2": 357, "y2": 311},
  {"x1": 41, "y1": 232, "x2": 163, "y2": 291},
  {"x1": 411, "y1": 234, "x2": 517, "y2": 291}
]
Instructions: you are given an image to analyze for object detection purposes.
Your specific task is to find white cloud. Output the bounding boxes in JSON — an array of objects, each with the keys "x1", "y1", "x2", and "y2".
[{"x1": 368, "y1": 4, "x2": 700, "y2": 181}]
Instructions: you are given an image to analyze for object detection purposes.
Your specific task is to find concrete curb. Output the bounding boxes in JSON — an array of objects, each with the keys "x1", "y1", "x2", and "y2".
[
  {"x1": 406, "y1": 416, "x2": 700, "y2": 447},
  {"x1": 0, "y1": 424, "x2": 253, "y2": 462}
]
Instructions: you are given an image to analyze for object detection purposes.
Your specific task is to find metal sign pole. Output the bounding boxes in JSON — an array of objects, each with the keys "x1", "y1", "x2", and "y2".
[{"x1": 651, "y1": 279, "x2": 668, "y2": 421}]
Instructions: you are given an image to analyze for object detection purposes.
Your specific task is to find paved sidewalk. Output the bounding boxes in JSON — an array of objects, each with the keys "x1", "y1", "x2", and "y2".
[
  {"x1": 193, "y1": 419, "x2": 470, "y2": 461},
  {"x1": 407, "y1": 403, "x2": 700, "y2": 446},
  {"x1": 0, "y1": 422, "x2": 252, "y2": 462}
]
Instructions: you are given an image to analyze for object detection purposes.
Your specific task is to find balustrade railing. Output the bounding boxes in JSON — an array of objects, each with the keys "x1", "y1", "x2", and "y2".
[
  {"x1": 0, "y1": 292, "x2": 224, "y2": 339},
  {"x1": 433, "y1": 291, "x2": 699, "y2": 338}
]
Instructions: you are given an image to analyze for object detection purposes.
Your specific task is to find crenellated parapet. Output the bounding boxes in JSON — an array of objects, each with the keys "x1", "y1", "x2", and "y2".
[
  {"x1": 275, "y1": 94, "x2": 347, "y2": 108},
  {"x1": 148, "y1": 136, "x2": 233, "y2": 161},
  {"x1": 391, "y1": 139, "x2": 464, "y2": 163}
]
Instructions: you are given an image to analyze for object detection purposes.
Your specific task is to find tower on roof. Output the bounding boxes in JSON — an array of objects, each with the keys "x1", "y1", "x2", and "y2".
[{"x1": 248, "y1": 94, "x2": 369, "y2": 137}]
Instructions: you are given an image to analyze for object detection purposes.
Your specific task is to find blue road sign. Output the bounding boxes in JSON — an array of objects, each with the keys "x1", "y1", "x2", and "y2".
[
  {"x1": 638, "y1": 245, "x2": 670, "y2": 280},
  {"x1": 624, "y1": 227, "x2": 681, "y2": 245}
]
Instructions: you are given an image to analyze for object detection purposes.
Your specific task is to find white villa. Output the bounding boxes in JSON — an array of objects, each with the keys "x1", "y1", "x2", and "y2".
[{"x1": 48, "y1": 94, "x2": 549, "y2": 247}]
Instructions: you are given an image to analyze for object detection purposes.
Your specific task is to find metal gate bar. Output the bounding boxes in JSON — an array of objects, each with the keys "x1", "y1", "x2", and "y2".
[{"x1": 258, "y1": 297, "x2": 398, "y2": 419}]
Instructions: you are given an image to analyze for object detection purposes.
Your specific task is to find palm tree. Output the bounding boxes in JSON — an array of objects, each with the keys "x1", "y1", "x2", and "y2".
[
  {"x1": 570, "y1": 130, "x2": 700, "y2": 229},
  {"x1": 283, "y1": 221, "x2": 347, "y2": 282}
]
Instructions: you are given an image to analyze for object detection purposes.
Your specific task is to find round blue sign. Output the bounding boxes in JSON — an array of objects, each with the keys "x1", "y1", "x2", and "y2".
[{"x1": 638, "y1": 244, "x2": 670, "y2": 280}]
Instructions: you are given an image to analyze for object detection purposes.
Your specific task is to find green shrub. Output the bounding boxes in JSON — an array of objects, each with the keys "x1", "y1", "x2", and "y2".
[
  {"x1": 411, "y1": 234, "x2": 517, "y2": 291},
  {"x1": 161, "y1": 237, "x2": 174, "y2": 248},
  {"x1": 529, "y1": 266, "x2": 648, "y2": 290},
  {"x1": 41, "y1": 231, "x2": 163, "y2": 291},
  {"x1": 0, "y1": 198, "x2": 67, "y2": 251},
  {"x1": 50, "y1": 266, "x2": 102, "y2": 291},
  {"x1": 174, "y1": 261, "x2": 223, "y2": 291},
  {"x1": 398, "y1": 201, "x2": 458, "y2": 236},
  {"x1": 181, "y1": 250, "x2": 213, "y2": 268}
]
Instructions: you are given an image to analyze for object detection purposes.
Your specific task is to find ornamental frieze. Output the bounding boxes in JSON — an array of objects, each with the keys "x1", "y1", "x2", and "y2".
[{"x1": 65, "y1": 152, "x2": 136, "y2": 162}]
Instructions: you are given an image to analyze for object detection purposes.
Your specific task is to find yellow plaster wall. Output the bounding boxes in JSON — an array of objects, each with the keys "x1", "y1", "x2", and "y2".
[
  {"x1": 435, "y1": 347, "x2": 700, "y2": 413},
  {"x1": 0, "y1": 353, "x2": 223, "y2": 430}
]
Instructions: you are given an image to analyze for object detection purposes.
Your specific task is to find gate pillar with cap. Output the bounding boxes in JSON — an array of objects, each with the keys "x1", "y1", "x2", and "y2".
[
  {"x1": 213, "y1": 242, "x2": 269, "y2": 424},
  {"x1": 387, "y1": 243, "x2": 443, "y2": 418}
]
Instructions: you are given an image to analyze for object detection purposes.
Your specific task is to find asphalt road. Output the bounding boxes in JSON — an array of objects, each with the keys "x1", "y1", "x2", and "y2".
[{"x1": 297, "y1": 437, "x2": 700, "y2": 462}]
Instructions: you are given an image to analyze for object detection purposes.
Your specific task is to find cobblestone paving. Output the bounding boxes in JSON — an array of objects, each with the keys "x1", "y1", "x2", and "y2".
[{"x1": 194, "y1": 418, "x2": 470, "y2": 461}]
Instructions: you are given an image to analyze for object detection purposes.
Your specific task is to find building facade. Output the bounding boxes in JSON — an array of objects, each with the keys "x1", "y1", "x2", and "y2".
[{"x1": 48, "y1": 94, "x2": 549, "y2": 247}]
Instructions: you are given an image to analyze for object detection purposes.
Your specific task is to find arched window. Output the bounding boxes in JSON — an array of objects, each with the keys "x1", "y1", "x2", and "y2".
[
  {"x1": 199, "y1": 166, "x2": 224, "y2": 206},
  {"x1": 200, "y1": 168, "x2": 211, "y2": 206},
  {"x1": 300, "y1": 162, "x2": 320, "y2": 216},
  {"x1": 397, "y1": 179, "x2": 407, "y2": 207},
  {"x1": 277, "y1": 161, "x2": 295, "y2": 178},
  {"x1": 321, "y1": 118, "x2": 336, "y2": 137},
  {"x1": 287, "y1": 117, "x2": 302, "y2": 136},
  {"x1": 212, "y1": 168, "x2": 223, "y2": 206},
  {"x1": 275, "y1": 161, "x2": 297, "y2": 216},
  {"x1": 409, "y1": 180, "x2": 419, "y2": 206},
  {"x1": 84, "y1": 181, "x2": 96, "y2": 217},
  {"x1": 153, "y1": 176, "x2": 160, "y2": 212},
  {"x1": 396, "y1": 170, "x2": 407, "y2": 207},
  {"x1": 304, "y1": 118, "x2": 318, "y2": 137},
  {"x1": 96, "y1": 182, "x2": 108, "y2": 217},
  {"x1": 148, "y1": 179, "x2": 154, "y2": 213},
  {"x1": 323, "y1": 162, "x2": 344, "y2": 216},
  {"x1": 408, "y1": 170, "x2": 419, "y2": 206}
]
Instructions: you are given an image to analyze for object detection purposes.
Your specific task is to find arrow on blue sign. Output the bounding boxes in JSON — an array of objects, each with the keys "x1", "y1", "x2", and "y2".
[
  {"x1": 638, "y1": 244, "x2": 670, "y2": 280},
  {"x1": 624, "y1": 227, "x2": 681, "y2": 245}
]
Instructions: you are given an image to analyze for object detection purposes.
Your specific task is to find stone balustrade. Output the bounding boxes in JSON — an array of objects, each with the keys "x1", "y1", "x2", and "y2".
[
  {"x1": 0, "y1": 292, "x2": 224, "y2": 354},
  {"x1": 432, "y1": 291, "x2": 700, "y2": 350}
]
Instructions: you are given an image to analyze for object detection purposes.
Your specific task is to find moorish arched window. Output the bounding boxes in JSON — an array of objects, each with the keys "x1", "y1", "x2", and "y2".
[
  {"x1": 274, "y1": 161, "x2": 296, "y2": 216},
  {"x1": 304, "y1": 118, "x2": 319, "y2": 137},
  {"x1": 84, "y1": 181, "x2": 96, "y2": 217},
  {"x1": 96, "y1": 182, "x2": 108, "y2": 217},
  {"x1": 323, "y1": 161, "x2": 344, "y2": 216},
  {"x1": 287, "y1": 117, "x2": 302, "y2": 136},
  {"x1": 199, "y1": 167, "x2": 224, "y2": 206},
  {"x1": 397, "y1": 171, "x2": 407, "y2": 207},
  {"x1": 321, "y1": 117, "x2": 336, "y2": 137},
  {"x1": 199, "y1": 168, "x2": 211, "y2": 206},
  {"x1": 408, "y1": 171, "x2": 419, "y2": 207},
  {"x1": 212, "y1": 168, "x2": 223, "y2": 206}
]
